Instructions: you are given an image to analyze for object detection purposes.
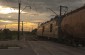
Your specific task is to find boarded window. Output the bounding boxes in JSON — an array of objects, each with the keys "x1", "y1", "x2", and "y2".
[{"x1": 50, "y1": 24, "x2": 53, "y2": 32}]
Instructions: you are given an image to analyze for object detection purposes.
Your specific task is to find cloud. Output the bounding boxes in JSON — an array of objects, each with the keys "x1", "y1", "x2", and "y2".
[
  {"x1": 0, "y1": 0, "x2": 85, "y2": 31},
  {"x1": 1, "y1": 0, "x2": 84, "y2": 14}
]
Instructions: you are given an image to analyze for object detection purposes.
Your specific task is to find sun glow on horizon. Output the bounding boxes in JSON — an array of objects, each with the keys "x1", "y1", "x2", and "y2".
[{"x1": 0, "y1": 22, "x2": 38, "y2": 31}]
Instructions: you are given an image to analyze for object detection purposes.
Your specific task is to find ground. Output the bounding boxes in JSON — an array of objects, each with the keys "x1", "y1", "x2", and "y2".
[{"x1": 0, "y1": 34, "x2": 85, "y2": 55}]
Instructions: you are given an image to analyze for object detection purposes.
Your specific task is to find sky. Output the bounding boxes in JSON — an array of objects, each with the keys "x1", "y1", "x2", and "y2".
[{"x1": 0, "y1": 0, "x2": 85, "y2": 31}]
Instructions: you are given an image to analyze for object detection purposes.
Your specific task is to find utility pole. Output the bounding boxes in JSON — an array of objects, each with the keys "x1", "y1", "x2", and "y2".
[
  {"x1": 60, "y1": 6, "x2": 62, "y2": 16},
  {"x1": 22, "y1": 21, "x2": 23, "y2": 35},
  {"x1": 58, "y1": 5, "x2": 62, "y2": 40},
  {"x1": 17, "y1": 0, "x2": 31, "y2": 40},
  {"x1": 18, "y1": 2, "x2": 21, "y2": 40},
  {"x1": 58, "y1": 5, "x2": 68, "y2": 41},
  {"x1": 5, "y1": 25, "x2": 6, "y2": 29}
]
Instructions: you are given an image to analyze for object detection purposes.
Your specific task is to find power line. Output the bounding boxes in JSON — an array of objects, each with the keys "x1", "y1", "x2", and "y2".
[
  {"x1": 47, "y1": 8, "x2": 58, "y2": 15},
  {"x1": 60, "y1": 5, "x2": 68, "y2": 16},
  {"x1": 20, "y1": 0, "x2": 31, "y2": 12},
  {"x1": 18, "y1": 0, "x2": 21, "y2": 3},
  {"x1": 5, "y1": 0, "x2": 18, "y2": 11},
  {"x1": 6, "y1": 0, "x2": 9, "y2": 4},
  {"x1": 31, "y1": 0, "x2": 37, "y2": 12},
  {"x1": 26, "y1": 0, "x2": 30, "y2": 6},
  {"x1": 21, "y1": 6, "x2": 31, "y2": 12}
]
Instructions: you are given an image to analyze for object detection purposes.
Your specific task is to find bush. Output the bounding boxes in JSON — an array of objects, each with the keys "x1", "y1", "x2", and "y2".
[{"x1": 0, "y1": 29, "x2": 12, "y2": 40}]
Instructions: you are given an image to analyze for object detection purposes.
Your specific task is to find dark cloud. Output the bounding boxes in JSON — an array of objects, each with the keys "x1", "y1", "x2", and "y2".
[
  {"x1": 0, "y1": 0, "x2": 85, "y2": 23},
  {"x1": 0, "y1": 0, "x2": 84, "y2": 13}
]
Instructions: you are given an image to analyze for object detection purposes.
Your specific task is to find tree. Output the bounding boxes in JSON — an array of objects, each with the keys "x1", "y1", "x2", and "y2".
[{"x1": 31, "y1": 29, "x2": 37, "y2": 35}]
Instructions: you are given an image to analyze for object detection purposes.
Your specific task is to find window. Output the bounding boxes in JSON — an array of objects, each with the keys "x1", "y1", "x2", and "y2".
[
  {"x1": 50, "y1": 24, "x2": 53, "y2": 32},
  {"x1": 42, "y1": 26, "x2": 45, "y2": 32}
]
